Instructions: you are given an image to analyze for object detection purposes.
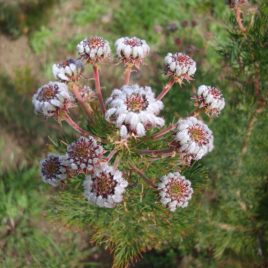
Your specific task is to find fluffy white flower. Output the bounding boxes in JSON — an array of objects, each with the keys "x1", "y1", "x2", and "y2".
[
  {"x1": 174, "y1": 116, "x2": 214, "y2": 164},
  {"x1": 40, "y1": 154, "x2": 68, "y2": 187},
  {"x1": 83, "y1": 163, "x2": 128, "y2": 208},
  {"x1": 77, "y1": 36, "x2": 111, "y2": 64},
  {"x1": 158, "y1": 172, "x2": 193, "y2": 212},
  {"x1": 164, "y1": 52, "x2": 196, "y2": 82},
  {"x1": 67, "y1": 136, "x2": 105, "y2": 174},
  {"x1": 32, "y1": 81, "x2": 74, "y2": 117},
  {"x1": 115, "y1": 37, "x2": 150, "y2": 67},
  {"x1": 106, "y1": 84, "x2": 165, "y2": 138},
  {"x1": 195, "y1": 85, "x2": 225, "y2": 117},
  {"x1": 52, "y1": 59, "x2": 84, "y2": 82}
]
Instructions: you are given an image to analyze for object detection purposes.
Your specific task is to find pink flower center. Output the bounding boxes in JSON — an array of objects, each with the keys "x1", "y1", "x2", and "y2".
[
  {"x1": 209, "y1": 87, "x2": 221, "y2": 99},
  {"x1": 125, "y1": 93, "x2": 148, "y2": 112},
  {"x1": 188, "y1": 125, "x2": 208, "y2": 145},
  {"x1": 174, "y1": 54, "x2": 192, "y2": 65},
  {"x1": 92, "y1": 172, "x2": 116, "y2": 197},
  {"x1": 124, "y1": 38, "x2": 142, "y2": 47}
]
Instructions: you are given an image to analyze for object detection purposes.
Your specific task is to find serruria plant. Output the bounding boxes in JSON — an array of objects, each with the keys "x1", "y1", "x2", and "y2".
[{"x1": 33, "y1": 35, "x2": 225, "y2": 212}]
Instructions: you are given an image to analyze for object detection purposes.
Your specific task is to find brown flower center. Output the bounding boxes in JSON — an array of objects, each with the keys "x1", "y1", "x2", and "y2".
[
  {"x1": 168, "y1": 180, "x2": 186, "y2": 199},
  {"x1": 88, "y1": 37, "x2": 104, "y2": 48},
  {"x1": 188, "y1": 125, "x2": 208, "y2": 144},
  {"x1": 42, "y1": 158, "x2": 60, "y2": 177},
  {"x1": 92, "y1": 173, "x2": 116, "y2": 198},
  {"x1": 70, "y1": 140, "x2": 94, "y2": 159},
  {"x1": 38, "y1": 86, "x2": 57, "y2": 101},
  {"x1": 125, "y1": 93, "x2": 148, "y2": 112}
]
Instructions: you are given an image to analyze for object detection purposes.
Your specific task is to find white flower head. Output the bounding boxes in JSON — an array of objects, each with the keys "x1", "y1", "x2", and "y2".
[
  {"x1": 174, "y1": 116, "x2": 214, "y2": 165},
  {"x1": 158, "y1": 172, "x2": 193, "y2": 212},
  {"x1": 164, "y1": 52, "x2": 196, "y2": 83},
  {"x1": 194, "y1": 85, "x2": 225, "y2": 117},
  {"x1": 105, "y1": 84, "x2": 165, "y2": 138},
  {"x1": 52, "y1": 58, "x2": 84, "y2": 82},
  {"x1": 83, "y1": 163, "x2": 128, "y2": 208},
  {"x1": 77, "y1": 36, "x2": 111, "y2": 64},
  {"x1": 32, "y1": 81, "x2": 74, "y2": 117},
  {"x1": 40, "y1": 154, "x2": 68, "y2": 187},
  {"x1": 115, "y1": 36, "x2": 150, "y2": 68},
  {"x1": 67, "y1": 136, "x2": 104, "y2": 174}
]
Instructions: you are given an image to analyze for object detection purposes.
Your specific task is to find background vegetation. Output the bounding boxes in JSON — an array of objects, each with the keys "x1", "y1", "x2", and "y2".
[{"x1": 0, "y1": 0, "x2": 267, "y2": 267}]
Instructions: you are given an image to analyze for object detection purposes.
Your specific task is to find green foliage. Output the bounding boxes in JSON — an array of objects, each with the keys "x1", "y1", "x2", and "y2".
[
  {"x1": 51, "y1": 161, "x2": 207, "y2": 268},
  {"x1": 0, "y1": 0, "x2": 57, "y2": 38},
  {"x1": 30, "y1": 26, "x2": 54, "y2": 54},
  {"x1": 73, "y1": 0, "x2": 108, "y2": 25},
  {"x1": 190, "y1": 2, "x2": 268, "y2": 266},
  {"x1": 0, "y1": 168, "x2": 91, "y2": 268}
]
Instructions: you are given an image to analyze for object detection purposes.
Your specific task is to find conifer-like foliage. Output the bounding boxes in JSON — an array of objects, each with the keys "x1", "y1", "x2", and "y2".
[
  {"x1": 31, "y1": 1, "x2": 268, "y2": 267},
  {"x1": 195, "y1": 1, "x2": 268, "y2": 266}
]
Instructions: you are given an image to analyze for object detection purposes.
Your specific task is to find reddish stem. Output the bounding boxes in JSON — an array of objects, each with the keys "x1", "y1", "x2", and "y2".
[
  {"x1": 156, "y1": 79, "x2": 175, "y2": 101},
  {"x1": 71, "y1": 83, "x2": 93, "y2": 118},
  {"x1": 63, "y1": 112, "x2": 89, "y2": 136},
  {"x1": 138, "y1": 148, "x2": 175, "y2": 156},
  {"x1": 152, "y1": 124, "x2": 176, "y2": 140},
  {"x1": 124, "y1": 66, "x2": 132, "y2": 85},
  {"x1": 93, "y1": 65, "x2": 106, "y2": 115},
  {"x1": 128, "y1": 163, "x2": 156, "y2": 189},
  {"x1": 106, "y1": 149, "x2": 118, "y2": 162},
  {"x1": 235, "y1": 7, "x2": 246, "y2": 33}
]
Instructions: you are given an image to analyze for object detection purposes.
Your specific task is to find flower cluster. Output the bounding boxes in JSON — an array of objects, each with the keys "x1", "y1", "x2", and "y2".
[
  {"x1": 33, "y1": 34, "x2": 225, "y2": 212},
  {"x1": 193, "y1": 85, "x2": 225, "y2": 117},
  {"x1": 40, "y1": 154, "x2": 68, "y2": 187},
  {"x1": 77, "y1": 36, "x2": 111, "y2": 64},
  {"x1": 164, "y1": 52, "x2": 196, "y2": 83},
  {"x1": 67, "y1": 136, "x2": 104, "y2": 174},
  {"x1": 158, "y1": 172, "x2": 193, "y2": 212},
  {"x1": 52, "y1": 59, "x2": 84, "y2": 82},
  {"x1": 115, "y1": 37, "x2": 150, "y2": 68},
  {"x1": 84, "y1": 164, "x2": 128, "y2": 208},
  {"x1": 32, "y1": 81, "x2": 74, "y2": 117},
  {"x1": 106, "y1": 84, "x2": 164, "y2": 138},
  {"x1": 173, "y1": 117, "x2": 214, "y2": 165}
]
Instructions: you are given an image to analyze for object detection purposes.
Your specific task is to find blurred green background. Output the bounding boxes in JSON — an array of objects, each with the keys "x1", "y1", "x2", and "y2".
[{"x1": 0, "y1": 0, "x2": 267, "y2": 267}]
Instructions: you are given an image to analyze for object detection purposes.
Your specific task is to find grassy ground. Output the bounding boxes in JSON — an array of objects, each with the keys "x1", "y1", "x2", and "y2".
[{"x1": 0, "y1": 0, "x2": 252, "y2": 267}]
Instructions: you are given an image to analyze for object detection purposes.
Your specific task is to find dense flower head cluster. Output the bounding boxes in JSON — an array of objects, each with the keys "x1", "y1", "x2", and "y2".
[
  {"x1": 77, "y1": 36, "x2": 111, "y2": 64},
  {"x1": 33, "y1": 34, "x2": 224, "y2": 211},
  {"x1": 40, "y1": 154, "x2": 68, "y2": 186},
  {"x1": 164, "y1": 52, "x2": 196, "y2": 83},
  {"x1": 32, "y1": 81, "x2": 74, "y2": 117},
  {"x1": 106, "y1": 84, "x2": 164, "y2": 138},
  {"x1": 67, "y1": 136, "x2": 104, "y2": 174},
  {"x1": 194, "y1": 85, "x2": 225, "y2": 117},
  {"x1": 115, "y1": 36, "x2": 150, "y2": 67},
  {"x1": 52, "y1": 58, "x2": 84, "y2": 82},
  {"x1": 84, "y1": 163, "x2": 128, "y2": 208},
  {"x1": 174, "y1": 116, "x2": 214, "y2": 165},
  {"x1": 158, "y1": 172, "x2": 193, "y2": 212}
]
